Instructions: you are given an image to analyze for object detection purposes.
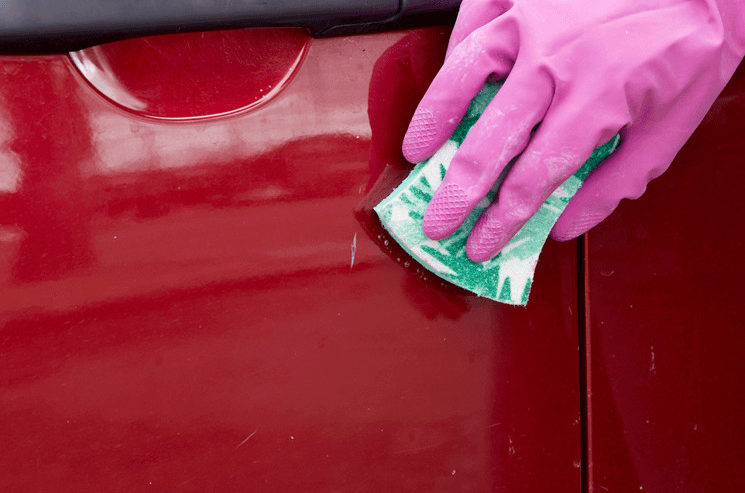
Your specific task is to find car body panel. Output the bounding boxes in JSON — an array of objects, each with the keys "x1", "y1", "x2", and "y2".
[
  {"x1": 585, "y1": 65, "x2": 745, "y2": 492},
  {"x1": 0, "y1": 28, "x2": 582, "y2": 492}
]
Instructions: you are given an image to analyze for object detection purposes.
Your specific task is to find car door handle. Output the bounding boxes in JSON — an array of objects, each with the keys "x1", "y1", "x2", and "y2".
[{"x1": 0, "y1": 0, "x2": 461, "y2": 54}]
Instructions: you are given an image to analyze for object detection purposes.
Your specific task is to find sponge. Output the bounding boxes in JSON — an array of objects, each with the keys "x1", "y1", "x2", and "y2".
[{"x1": 374, "y1": 82, "x2": 619, "y2": 305}]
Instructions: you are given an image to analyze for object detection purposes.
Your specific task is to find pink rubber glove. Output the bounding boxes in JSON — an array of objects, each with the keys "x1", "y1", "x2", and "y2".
[{"x1": 402, "y1": 0, "x2": 745, "y2": 262}]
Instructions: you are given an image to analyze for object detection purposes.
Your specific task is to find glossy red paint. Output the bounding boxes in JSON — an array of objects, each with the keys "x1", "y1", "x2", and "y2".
[
  {"x1": 0, "y1": 28, "x2": 583, "y2": 491},
  {"x1": 585, "y1": 64, "x2": 745, "y2": 492}
]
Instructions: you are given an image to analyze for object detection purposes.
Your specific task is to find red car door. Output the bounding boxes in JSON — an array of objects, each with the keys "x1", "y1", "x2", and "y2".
[
  {"x1": 0, "y1": 10, "x2": 584, "y2": 493},
  {"x1": 583, "y1": 66, "x2": 745, "y2": 492}
]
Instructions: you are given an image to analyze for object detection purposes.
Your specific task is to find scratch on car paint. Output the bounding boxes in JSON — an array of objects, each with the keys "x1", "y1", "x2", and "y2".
[
  {"x1": 236, "y1": 430, "x2": 257, "y2": 449},
  {"x1": 650, "y1": 346, "x2": 656, "y2": 375},
  {"x1": 350, "y1": 233, "x2": 357, "y2": 269}
]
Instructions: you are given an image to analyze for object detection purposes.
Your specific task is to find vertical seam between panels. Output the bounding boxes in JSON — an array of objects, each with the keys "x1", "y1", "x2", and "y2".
[{"x1": 577, "y1": 234, "x2": 592, "y2": 493}]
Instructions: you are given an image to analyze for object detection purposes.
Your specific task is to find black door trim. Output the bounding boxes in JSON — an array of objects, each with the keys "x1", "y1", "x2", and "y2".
[{"x1": 0, "y1": 0, "x2": 461, "y2": 54}]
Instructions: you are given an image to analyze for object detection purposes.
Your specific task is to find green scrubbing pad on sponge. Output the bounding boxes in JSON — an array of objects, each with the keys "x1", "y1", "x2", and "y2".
[{"x1": 374, "y1": 82, "x2": 620, "y2": 305}]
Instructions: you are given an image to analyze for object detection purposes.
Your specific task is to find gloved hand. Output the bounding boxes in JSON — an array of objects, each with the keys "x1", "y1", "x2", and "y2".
[{"x1": 402, "y1": 0, "x2": 745, "y2": 262}]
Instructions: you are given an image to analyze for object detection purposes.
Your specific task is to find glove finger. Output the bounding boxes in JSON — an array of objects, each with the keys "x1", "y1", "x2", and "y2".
[
  {"x1": 422, "y1": 67, "x2": 553, "y2": 240},
  {"x1": 550, "y1": 124, "x2": 680, "y2": 241},
  {"x1": 446, "y1": 0, "x2": 514, "y2": 59},
  {"x1": 466, "y1": 106, "x2": 622, "y2": 262},
  {"x1": 402, "y1": 16, "x2": 518, "y2": 163}
]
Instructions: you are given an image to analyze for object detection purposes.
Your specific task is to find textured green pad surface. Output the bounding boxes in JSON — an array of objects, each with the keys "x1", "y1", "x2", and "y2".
[{"x1": 375, "y1": 82, "x2": 620, "y2": 305}]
